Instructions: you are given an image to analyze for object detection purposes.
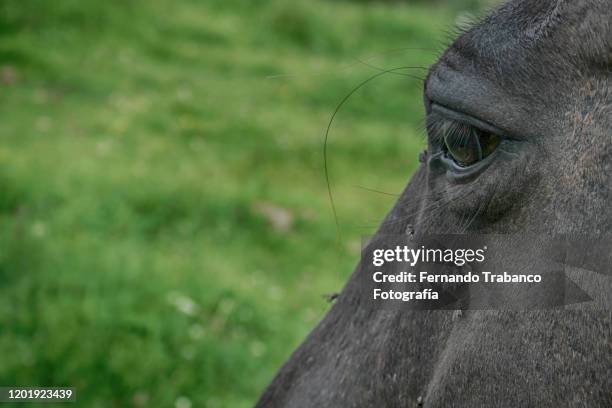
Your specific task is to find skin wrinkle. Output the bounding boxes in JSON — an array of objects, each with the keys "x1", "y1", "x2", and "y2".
[{"x1": 256, "y1": 1, "x2": 612, "y2": 407}]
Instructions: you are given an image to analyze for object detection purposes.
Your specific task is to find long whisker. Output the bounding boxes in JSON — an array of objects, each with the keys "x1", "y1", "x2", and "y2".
[
  {"x1": 266, "y1": 47, "x2": 435, "y2": 80},
  {"x1": 375, "y1": 186, "x2": 473, "y2": 231},
  {"x1": 352, "y1": 185, "x2": 400, "y2": 197},
  {"x1": 355, "y1": 59, "x2": 428, "y2": 78},
  {"x1": 324, "y1": 66, "x2": 426, "y2": 245},
  {"x1": 413, "y1": 187, "x2": 476, "y2": 230},
  {"x1": 460, "y1": 182, "x2": 498, "y2": 234}
]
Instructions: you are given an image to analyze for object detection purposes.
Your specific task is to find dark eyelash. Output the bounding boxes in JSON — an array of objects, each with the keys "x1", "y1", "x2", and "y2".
[
  {"x1": 426, "y1": 114, "x2": 472, "y2": 148},
  {"x1": 426, "y1": 115, "x2": 444, "y2": 147}
]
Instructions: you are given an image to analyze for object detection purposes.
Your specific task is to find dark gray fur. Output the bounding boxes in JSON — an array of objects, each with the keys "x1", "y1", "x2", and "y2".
[{"x1": 256, "y1": 0, "x2": 612, "y2": 406}]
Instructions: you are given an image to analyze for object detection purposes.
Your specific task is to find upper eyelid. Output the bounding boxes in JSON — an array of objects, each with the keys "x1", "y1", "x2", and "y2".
[{"x1": 430, "y1": 103, "x2": 510, "y2": 139}]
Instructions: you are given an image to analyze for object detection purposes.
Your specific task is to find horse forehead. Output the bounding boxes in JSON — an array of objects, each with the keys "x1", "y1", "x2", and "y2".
[
  {"x1": 437, "y1": 3, "x2": 553, "y2": 87},
  {"x1": 449, "y1": 0, "x2": 612, "y2": 59},
  {"x1": 441, "y1": 0, "x2": 612, "y2": 92},
  {"x1": 478, "y1": 0, "x2": 562, "y2": 44}
]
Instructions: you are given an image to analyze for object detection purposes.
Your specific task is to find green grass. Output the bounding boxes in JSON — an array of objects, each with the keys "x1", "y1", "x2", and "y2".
[{"x1": 0, "y1": 0, "x2": 463, "y2": 406}]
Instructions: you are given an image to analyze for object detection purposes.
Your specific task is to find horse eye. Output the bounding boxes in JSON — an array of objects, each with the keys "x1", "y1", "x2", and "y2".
[
  {"x1": 442, "y1": 122, "x2": 501, "y2": 167},
  {"x1": 478, "y1": 131, "x2": 502, "y2": 158}
]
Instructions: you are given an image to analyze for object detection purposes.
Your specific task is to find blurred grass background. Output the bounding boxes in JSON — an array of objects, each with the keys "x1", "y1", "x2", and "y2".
[{"x1": 0, "y1": 0, "x2": 497, "y2": 406}]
